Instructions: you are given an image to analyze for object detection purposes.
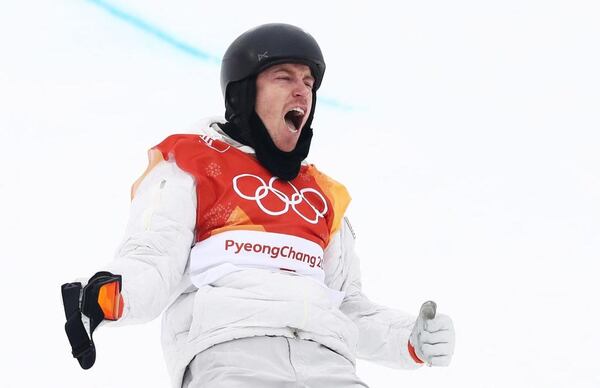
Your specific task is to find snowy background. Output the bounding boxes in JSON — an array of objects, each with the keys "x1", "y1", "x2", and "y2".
[{"x1": 1, "y1": 0, "x2": 599, "y2": 387}]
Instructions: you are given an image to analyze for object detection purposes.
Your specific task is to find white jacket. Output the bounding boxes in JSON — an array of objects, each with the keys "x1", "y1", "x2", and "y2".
[{"x1": 104, "y1": 118, "x2": 420, "y2": 388}]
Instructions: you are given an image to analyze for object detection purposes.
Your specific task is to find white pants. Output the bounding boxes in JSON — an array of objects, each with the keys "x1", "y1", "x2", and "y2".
[{"x1": 182, "y1": 336, "x2": 369, "y2": 388}]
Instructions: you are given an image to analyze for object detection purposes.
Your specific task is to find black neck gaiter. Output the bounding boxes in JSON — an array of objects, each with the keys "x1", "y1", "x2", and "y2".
[{"x1": 219, "y1": 77, "x2": 316, "y2": 181}]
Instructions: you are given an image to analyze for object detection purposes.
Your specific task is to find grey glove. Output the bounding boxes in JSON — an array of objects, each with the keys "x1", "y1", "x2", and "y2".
[{"x1": 409, "y1": 301, "x2": 455, "y2": 367}]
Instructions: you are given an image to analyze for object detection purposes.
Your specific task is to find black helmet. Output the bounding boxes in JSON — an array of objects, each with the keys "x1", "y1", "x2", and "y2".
[{"x1": 220, "y1": 23, "x2": 326, "y2": 98}]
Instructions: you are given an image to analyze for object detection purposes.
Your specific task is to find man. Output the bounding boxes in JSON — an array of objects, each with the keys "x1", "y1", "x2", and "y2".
[{"x1": 61, "y1": 23, "x2": 455, "y2": 387}]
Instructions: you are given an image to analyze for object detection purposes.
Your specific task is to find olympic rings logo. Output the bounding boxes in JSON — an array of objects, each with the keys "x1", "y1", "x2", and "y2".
[{"x1": 232, "y1": 174, "x2": 328, "y2": 224}]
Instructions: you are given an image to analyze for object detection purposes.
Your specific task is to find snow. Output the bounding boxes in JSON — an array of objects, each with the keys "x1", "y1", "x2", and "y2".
[{"x1": 1, "y1": 0, "x2": 599, "y2": 387}]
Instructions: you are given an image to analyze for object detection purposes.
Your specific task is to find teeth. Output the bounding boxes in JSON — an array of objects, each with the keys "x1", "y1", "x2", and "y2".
[
  {"x1": 285, "y1": 118, "x2": 299, "y2": 133},
  {"x1": 291, "y1": 107, "x2": 305, "y2": 115}
]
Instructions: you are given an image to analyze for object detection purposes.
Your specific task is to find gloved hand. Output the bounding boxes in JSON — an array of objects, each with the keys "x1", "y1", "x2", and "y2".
[
  {"x1": 61, "y1": 271, "x2": 124, "y2": 369},
  {"x1": 408, "y1": 301, "x2": 455, "y2": 367}
]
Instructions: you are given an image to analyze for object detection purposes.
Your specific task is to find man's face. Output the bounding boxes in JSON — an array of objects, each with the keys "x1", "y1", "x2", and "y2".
[{"x1": 255, "y1": 63, "x2": 314, "y2": 152}]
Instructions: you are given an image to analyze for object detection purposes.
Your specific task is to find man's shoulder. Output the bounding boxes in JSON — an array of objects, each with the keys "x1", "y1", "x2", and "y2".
[
  {"x1": 305, "y1": 164, "x2": 347, "y2": 189},
  {"x1": 152, "y1": 117, "x2": 238, "y2": 156}
]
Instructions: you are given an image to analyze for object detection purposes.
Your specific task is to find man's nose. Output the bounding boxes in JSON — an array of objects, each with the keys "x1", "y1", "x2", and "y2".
[{"x1": 292, "y1": 79, "x2": 310, "y2": 97}]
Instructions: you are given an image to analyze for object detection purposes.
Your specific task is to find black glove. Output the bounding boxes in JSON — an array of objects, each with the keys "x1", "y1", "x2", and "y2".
[{"x1": 61, "y1": 271, "x2": 123, "y2": 369}]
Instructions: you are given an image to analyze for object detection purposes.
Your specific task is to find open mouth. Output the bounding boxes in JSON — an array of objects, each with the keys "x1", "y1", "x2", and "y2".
[{"x1": 284, "y1": 107, "x2": 305, "y2": 133}]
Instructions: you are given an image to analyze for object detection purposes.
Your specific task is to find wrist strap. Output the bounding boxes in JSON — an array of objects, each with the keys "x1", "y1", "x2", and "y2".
[
  {"x1": 61, "y1": 282, "x2": 97, "y2": 369},
  {"x1": 408, "y1": 341, "x2": 424, "y2": 364}
]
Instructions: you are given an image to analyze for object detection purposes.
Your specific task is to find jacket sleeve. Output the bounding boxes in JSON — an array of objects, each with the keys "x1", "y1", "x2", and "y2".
[
  {"x1": 103, "y1": 157, "x2": 197, "y2": 325},
  {"x1": 324, "y1": 217, "x2": 422, "y2": 369}
]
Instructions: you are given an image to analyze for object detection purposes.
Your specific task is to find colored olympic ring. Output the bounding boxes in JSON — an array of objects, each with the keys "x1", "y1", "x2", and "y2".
[{"x1": 232, "y1": 174, "x2": 328, "y2": 224}]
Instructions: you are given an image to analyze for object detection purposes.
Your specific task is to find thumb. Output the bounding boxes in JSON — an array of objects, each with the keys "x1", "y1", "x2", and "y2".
[
  {"x1": 419, "y1": 300, "x2": 437, "y2": 321},
  {"x1": 409, "y1": 301, "x2": 438, "y2": 366}
]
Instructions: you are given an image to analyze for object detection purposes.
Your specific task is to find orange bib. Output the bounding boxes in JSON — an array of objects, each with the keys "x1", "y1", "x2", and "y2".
[
  {"x1": 142, "y1": 133, "x2": 350, "y2": 286},
  {"x1": 154, "y1": 134, "x2": 350, "y2": 249}
]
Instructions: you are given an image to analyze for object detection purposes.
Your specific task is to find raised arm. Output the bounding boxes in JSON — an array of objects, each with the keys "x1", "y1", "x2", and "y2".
[
  {"x1": 105, "y1": 150, "x2": 197, "y2": 324},
  {"x1": 324, "y1": 217, "x2": 422, "y2": 369}
]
